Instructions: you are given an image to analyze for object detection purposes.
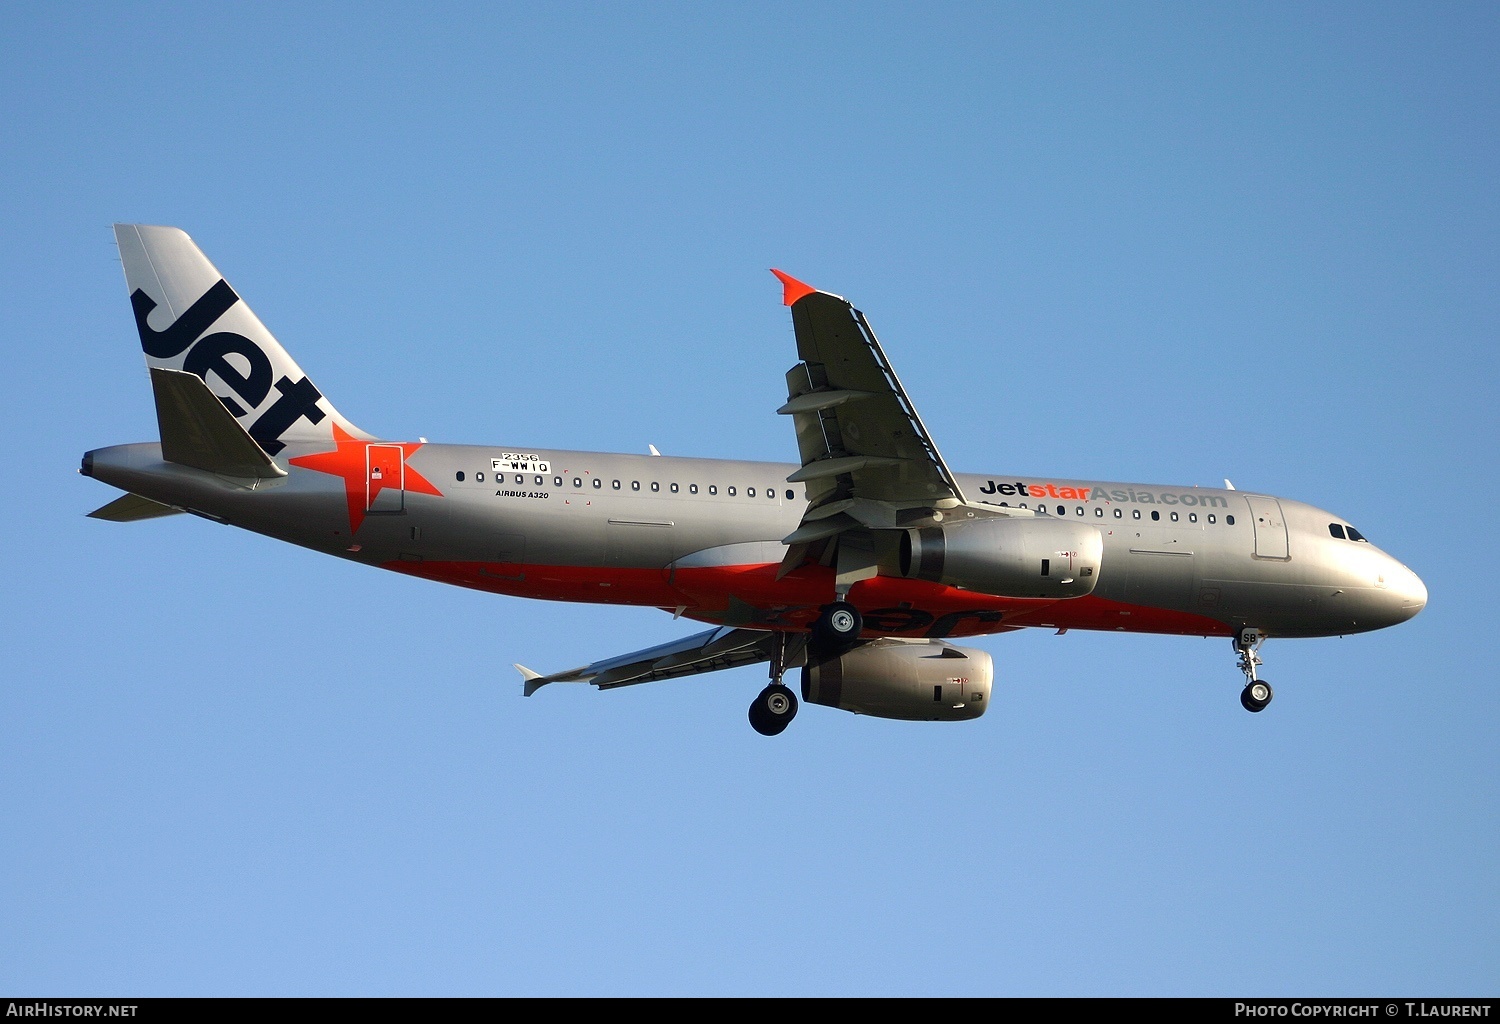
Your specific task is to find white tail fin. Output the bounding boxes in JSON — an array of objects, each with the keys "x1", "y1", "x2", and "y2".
[{"x1": 113, "y1": 224, "x2": 369, "y2": 455}]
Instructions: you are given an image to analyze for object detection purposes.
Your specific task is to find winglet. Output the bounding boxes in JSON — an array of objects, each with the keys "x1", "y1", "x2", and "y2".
[
  {"x1": 516, "y1": 664, "x2": 547, "y2": 697},
  {"x1": 771, "y1": 269, "x2": 817, "y2": 307}
]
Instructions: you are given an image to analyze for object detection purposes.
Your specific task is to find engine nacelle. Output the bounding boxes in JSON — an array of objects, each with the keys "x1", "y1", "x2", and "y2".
[
  {"x1": 900, "y1": 516, "x2": 1102, "y2": 599},
  {"x1": 800, "y1": 640, "x2": 993, "y2": 721}
]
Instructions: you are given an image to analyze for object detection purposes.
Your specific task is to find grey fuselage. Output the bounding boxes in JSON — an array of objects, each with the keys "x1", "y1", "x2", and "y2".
[{"x1": 83, "y1": 440, "x2": 1428, "y2": 642}]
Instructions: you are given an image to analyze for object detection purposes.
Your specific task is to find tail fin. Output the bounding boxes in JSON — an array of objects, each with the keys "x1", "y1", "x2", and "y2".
[{"x1": 113, "y1": 224, "x2": 369, "y2": 455}]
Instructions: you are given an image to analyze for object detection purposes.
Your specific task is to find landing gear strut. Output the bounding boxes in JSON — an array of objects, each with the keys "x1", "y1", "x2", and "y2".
[
  {"x1": 1235, "y1": 627, "x2": 1273, "y2": 713},
  {"x1": 749, "y1": 632, "x2": 799, "y2": 736}
]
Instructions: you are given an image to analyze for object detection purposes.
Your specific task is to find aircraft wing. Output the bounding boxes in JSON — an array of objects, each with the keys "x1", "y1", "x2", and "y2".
[
  {"x1": 774, "y1": 270, "x2": 964, "y2": 515},
  {"x1": 516, "y1": 626, "x2": 810, "y2": 696},
  {"x1": 771, "y1": 271, "x2": 1027, "y2": 579}
]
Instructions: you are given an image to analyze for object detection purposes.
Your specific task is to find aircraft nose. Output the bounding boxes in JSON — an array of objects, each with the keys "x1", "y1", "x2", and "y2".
[{"x1": 1386, "y1": 562, "x2": 1427, "y2": 622}]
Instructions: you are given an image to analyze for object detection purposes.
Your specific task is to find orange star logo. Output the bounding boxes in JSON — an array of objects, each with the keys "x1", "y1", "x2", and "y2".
[{"x1": 289, "y1": 422, "x2": 443, "y2": 533}]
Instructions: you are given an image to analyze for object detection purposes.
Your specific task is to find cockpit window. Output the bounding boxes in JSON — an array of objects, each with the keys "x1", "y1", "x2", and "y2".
[{"x1": 1330, "y1": 522, "x2": 1368, "y2": 542}]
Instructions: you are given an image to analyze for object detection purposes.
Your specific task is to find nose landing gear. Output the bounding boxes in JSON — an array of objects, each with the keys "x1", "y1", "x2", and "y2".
[{"x1": 1235, "y1": 627, "x2": 1273, "y2": 712}]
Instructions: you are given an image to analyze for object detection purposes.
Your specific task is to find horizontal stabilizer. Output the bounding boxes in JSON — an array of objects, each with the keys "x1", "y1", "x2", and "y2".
[
  {"x1": 87, "y1": 492, "x2": 184, "y2": 522},
  {"x1": 151, "y1": 367, "x2": 287, "y2": 479}
]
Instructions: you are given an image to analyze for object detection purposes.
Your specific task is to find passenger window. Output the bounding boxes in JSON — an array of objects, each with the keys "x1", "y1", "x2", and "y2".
[
  {"x1": 632, "y1": 481, "x2": 640, "y2": 491},
  {"x1": 1208, "y1": 514, "x2": 1216, "y2": 524},
  {"x1": 651, "y1": 482, "x2": 660, "y2": 492},
  {"x1": 767, "y1": 489, "x2": 775, "y2": 500},
  {"x1": 1347, "y1": 526, "x2": 1366, "y2": 542},
  {"x1": 477, "y1": 471, "x2": 485, "y2": 482},
  {"x1": 785, "y1": 490, "x2": 794, "y2": 500},
  {"x1": 612, "y1": 480, "x2": 621, "y2": 490},
  {"x1": 515, "y1": 475, "x2": 523, "y2": 484},
  {"x1": 456, "y1": 471, "x2": 465, "y2": 482},
  {"x1": 536, "y1": 475, "x2": 545, "y2": 485},
  {"x1": 728, "y1": 486, "x2": 737, "y2": 496},
  {"x1": 1189, "y1": 513, "x2": 1197, "y2": 523},
  {"x1": 1151, "y1": 510, "x2": 1160, "y2": 521},
  {"x1": 1226, "y1": 515, "x2": 1235, "y2": 525},
  {"x1": 1056, "y1": 505, "x2": 1064, "y2": 516},
  {"x1": 1329, "y1": 523, "x2": 1346, "y2": 539},
  {"x1": 690, "y1": 484, "x2": 698, "y2": 494},
  {"x1": 1132, "y1": 509, "x2": 1141, "y2": 520},
  {"x1": 670, "y1": 483, "x2": 679, "y2": 493},
  {"x1": 1114, "y1": 509, "x2": 1122, "y2": 519},
  {"x1": 553, "y1": 476, "x2": 562, "y2": 486},
  {"x1": 1170, "y1": 512, "x2": 1178, "y2": 522},
  {"x1": 593, "y1": 478, "x2": 602, "y2": 489},
  {"x1": 747, "y1": 487, "x2": 755, "y2": 497},
  {"x1": 709, "y1": 485, "x2": 718, "y2": 495},
  {"x1": 1095, "y1": 507, "x2": 1103, "y2": 517},
  {"x1": 1076, "y1": 506, "x2": 1084, "y2": 516},
  {"x1": 573, "y1": 478, "x2": 582, "y2": 487}
]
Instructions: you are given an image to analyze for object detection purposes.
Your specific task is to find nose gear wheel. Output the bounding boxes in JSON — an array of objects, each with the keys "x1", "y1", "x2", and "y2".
[{"x1": 1240, "y1": 680, "x2": 1273, "y2": 713}]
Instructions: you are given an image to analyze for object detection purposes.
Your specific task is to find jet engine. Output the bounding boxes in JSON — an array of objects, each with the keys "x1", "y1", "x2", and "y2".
[
  {"x1": 900, "y1": 516, "x2": 1103, "y2": 599},
  {"x1": 800, "y1": 639, "x2": 993, "y2": 721}
]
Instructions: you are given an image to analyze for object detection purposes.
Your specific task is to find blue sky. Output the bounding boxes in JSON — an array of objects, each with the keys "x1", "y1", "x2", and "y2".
[{"x1": 2, "y1": 2, "x2": 1496, "y2": 996}]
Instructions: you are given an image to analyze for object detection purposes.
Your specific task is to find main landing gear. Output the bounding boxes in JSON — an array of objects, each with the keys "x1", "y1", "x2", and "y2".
[
  {"x1": 748, "y1": 682, "x2": 798, "y2": 736},
  {"x1": 809, "y1": 600, "x2": 862, "y2": 660},
  {"x1": 1235, "y1": 627, "x2": 1273, "y2": 713},
  {"x1": 749, "y1": 630, "x2": 800, "y2": 737},
  {"x1": 747, "y1": 602, "x2": 862, "y2": 736}
]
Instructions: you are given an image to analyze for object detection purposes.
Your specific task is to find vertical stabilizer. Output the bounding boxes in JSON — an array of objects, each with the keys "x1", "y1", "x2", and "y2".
[{"x1": 113, "y1": 224, "x2": 370, "y2": 455}]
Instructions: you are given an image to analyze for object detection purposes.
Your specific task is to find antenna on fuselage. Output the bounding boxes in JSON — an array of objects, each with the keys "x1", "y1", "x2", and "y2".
[{"x1": 1225, "y1": 478, "x2": 1236, "y2": 490}]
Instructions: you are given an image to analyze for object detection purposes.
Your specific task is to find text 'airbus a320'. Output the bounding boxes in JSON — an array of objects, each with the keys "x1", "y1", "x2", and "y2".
[{"x1": 83, "y1": 226, "x2": 1427, "y2": 734}]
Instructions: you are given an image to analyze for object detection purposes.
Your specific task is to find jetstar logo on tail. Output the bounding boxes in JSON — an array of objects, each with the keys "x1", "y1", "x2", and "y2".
[
  {"x1": 289, "y1": 423, "x2": 443, "y2": 534},
  {"x1": 130, "y1": 280, "x2": 325, "y2": 455}
]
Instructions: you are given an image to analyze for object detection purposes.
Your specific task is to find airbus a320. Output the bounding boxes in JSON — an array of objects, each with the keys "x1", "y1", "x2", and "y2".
[{"x1": 82, "y1": 226, "x2": 1427, "y2": 734}]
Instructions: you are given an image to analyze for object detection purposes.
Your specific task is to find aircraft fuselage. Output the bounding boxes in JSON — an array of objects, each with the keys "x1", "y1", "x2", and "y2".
[{"x1": 83, "y1": 440, "x2": 1427, "y2": 642}]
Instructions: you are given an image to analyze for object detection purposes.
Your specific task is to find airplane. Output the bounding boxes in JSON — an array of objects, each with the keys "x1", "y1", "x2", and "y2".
[{"x1": 82, "y1": 225, "x2": 1428, "y2": 735}]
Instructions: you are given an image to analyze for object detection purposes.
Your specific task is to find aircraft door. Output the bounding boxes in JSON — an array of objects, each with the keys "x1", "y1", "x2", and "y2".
[
  {"x1": 1244, "y1": 495, "x2": 1289, "y2": 560},
  {"x1": 366, "y1": 444, "x2": 405, "y2": 513}
]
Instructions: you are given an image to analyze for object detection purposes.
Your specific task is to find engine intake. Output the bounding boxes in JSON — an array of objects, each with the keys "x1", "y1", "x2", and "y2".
[
  {"x1": 801, "y1": 640, "x2": 993, "y2": 721},
  {"x1": 900, "y1": 516, "x2": 1102, "y2": 599}
]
